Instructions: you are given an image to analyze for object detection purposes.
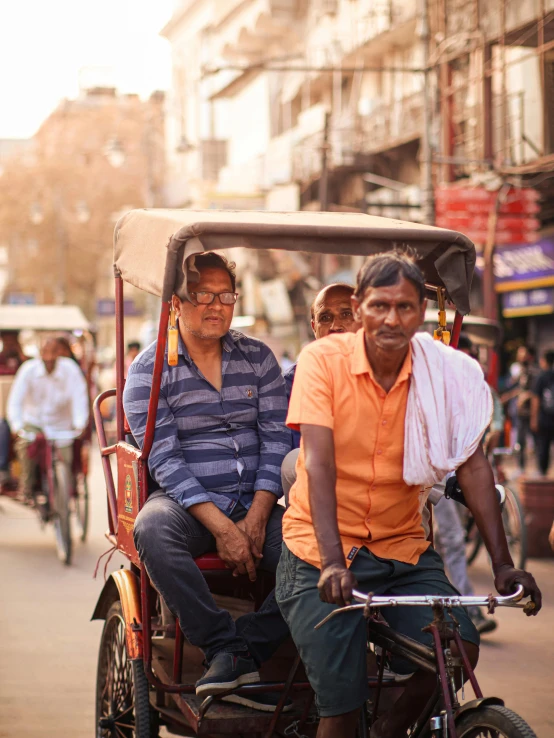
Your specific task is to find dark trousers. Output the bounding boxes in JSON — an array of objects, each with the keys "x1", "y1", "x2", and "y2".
[
  {"x1": 516, "y1": 415, "x2": 532, "y2": 470},
  {"x1": 0, "y1": 419, "x2": 10, "y2": 470},
  {"x1": 536, "y1": 424, "x2": 554, "y2": 476},
  {"x1": 134, "y1": 491, "x2": 289, "y2": 665}
]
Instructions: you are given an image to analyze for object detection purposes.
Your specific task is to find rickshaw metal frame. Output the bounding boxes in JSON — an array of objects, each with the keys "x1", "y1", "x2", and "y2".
[{"x1": 94, "y1": 209, "x2": 478, "y2": 736}]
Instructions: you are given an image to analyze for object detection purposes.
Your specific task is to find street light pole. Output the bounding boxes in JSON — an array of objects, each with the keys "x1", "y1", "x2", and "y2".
[{"x1": 419, "y1": 0, "x2": 435, "y2": 226}]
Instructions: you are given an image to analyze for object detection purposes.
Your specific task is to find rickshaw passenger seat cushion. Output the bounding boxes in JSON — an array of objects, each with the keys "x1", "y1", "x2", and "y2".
[{"x1": 194, "y1": 553, "x2": 228, "y2": 571}]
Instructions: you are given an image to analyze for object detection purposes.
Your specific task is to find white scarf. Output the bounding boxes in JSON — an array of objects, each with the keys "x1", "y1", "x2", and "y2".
[{"x1": 404, "y1": 332, "x2": 493, "y2": 492}]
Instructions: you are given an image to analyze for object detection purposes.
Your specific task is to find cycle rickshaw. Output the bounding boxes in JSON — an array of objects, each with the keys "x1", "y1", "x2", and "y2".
[
  {"x1": 0, "y1": 304, "x2": 94, "y2": 564},
  {"x1": 92, "y1": 210, "x2": 536, "y2": 738}
]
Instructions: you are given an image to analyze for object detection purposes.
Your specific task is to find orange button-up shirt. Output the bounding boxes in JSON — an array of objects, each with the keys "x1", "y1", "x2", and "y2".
[{"x1": 284, "y1": 329, "x2": 429, "y2": 569}]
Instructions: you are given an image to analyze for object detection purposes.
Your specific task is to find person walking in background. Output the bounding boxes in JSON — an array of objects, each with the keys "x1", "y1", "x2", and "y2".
[
  {"x1": 502, "y1": 346, "x2": 538, "y2": 472},
  {"x1": 124, "y1": 341, "x2": 141, "y2": 378},
  {"x1": 531, "y1": 350, "x2": 554, "y2": 477}
]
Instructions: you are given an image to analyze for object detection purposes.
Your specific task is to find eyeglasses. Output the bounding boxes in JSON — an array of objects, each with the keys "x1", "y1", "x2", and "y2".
[{"x1": 190, "y1": 291, "x2": 238, "y2": 305}]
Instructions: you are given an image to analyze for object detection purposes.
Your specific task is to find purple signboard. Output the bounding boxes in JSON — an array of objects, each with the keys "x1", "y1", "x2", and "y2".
[
  {"x1": 474, "y1": 239, "x2": 554, "y2": 292},
  {"x1": 501, "y1": 288, "x2": 554, "y2": 317}
]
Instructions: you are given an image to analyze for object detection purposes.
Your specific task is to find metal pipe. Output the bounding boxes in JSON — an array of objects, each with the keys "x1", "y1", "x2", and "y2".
[
  {"x1": 430, "y1": 625, "x2": 457, "y2": 738},
  {"x1": 419, "y1": 0, "x2": 435, "y2": 225},
  {"x1": 450, "y1": 312, "x2": 464, "y2": 349},
  {"x1": 142, "y1": 301, "x2": 170, "y2": 460},
  {"x1": 92, "y1": 389, "x2": 118, "y2": 534},
  {"x1": 114, "y1": 274, "x2": 125, "y2": 442}
]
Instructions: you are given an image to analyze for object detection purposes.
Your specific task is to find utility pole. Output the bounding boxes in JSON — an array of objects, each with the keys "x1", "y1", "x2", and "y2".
[
  {"x1": 318, "y1": 111, "x2": 331, "y2": 211},
  {"x1": 419, "y1": 0, "x2": 435, "y2": 226},
  {"x1": 317, "y1": 112, "x2": 331, "y2": 284}
]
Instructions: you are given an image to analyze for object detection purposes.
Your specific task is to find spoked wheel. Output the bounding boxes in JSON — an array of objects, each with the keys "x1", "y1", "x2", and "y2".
[
  {"x1": 74, "y1": 472, "x2": 89, "y2": 542},
  {"x1": 96, "y1": 601, "x2": 159, "y2": 738},
  {"x1": 455, "y1": 704, "x2": 537, "y2": 737},
  {"x1": 501, "y1": 487, "x2": 527, "y2": 570},
  {"x1": 52, "y1": 461, "x2": 72, "y2": 565}
]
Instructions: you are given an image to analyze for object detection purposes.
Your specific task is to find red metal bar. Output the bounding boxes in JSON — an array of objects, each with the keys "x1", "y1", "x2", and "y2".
[
  {"x1": 92, "y1": 389, "x2": 118, "y2": 535},
  {"x1": 430, "y1": 625, "x2": 458, "y2": 738},
  {"x1": 450, "y1": 311, "x2": 463, "y2": 349},
  {"x1": 173, "y1": 623, "x2": 184, "y2": 683},
  {"x1": 142, "y1": 301, "x2": 171, "y2": 461},
  {"x1": 452, "y1": 629, "x2": 483, "y2": 699},
  {"x1": 115, "y1": 274, "x2": 126, "y2": 443}
]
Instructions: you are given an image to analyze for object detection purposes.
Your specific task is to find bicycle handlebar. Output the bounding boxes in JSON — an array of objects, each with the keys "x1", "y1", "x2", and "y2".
[
  {"x1": 314, "y1": 585, "x2": 527, "y2": 630},
  {"x1": 350, "y1": 584, "x2": 524, "y2": 608}
]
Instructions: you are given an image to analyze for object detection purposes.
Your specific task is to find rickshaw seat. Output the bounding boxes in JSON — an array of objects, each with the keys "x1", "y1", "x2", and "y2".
[{"x1": 194, "y1": 552, "x2": 228, "y2": 572}]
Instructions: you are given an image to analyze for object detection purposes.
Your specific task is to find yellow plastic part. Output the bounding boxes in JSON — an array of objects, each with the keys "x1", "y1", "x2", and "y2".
[
  {"x1": 168, "y1": 304, "x2": 179, "y2": 366},
  {"x1": 433, "y1": 290, "x2": 451, "y2": 345}
]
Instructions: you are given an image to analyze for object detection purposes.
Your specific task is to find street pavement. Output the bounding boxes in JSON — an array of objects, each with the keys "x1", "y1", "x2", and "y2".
[{"x1": 1, "y1": 447, "x2": 553, "y2": 737}]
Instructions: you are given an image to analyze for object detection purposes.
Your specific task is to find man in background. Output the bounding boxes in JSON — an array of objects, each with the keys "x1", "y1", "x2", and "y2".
[
  {"x1": 531, "y1": 350, "x2": 554, "y2": 476},
  {"x1": 281, "y1": 283, "x2": 360, "y2": 501},
  {"x1": 7, "y1": 338, "x2": 89, "y2": 500}
]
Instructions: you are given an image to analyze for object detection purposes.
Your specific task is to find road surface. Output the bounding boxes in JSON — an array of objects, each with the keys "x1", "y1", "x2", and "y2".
[{"x1": 1, "y1": 448, "x2": 553, "y2": 737}]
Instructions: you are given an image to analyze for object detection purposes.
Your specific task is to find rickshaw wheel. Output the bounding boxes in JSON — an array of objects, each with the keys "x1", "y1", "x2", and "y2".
[
  {"x1": 52, "y1": 461, "x2": 72, "y2": 565},
  {"x1": 96, "y1": 600, "x2": 159, "y2": 738},
  {"x1": 455, "y1": 704, "x2": 537, "y2": 737},
  {"x1": 74, "y1": 473, "x2": 89, "y2": 542}
]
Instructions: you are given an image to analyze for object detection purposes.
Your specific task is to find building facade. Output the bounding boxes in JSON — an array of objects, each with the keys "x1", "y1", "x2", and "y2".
[{"x1": 162, "y1": 0, "x2": 554, "y2": 358}]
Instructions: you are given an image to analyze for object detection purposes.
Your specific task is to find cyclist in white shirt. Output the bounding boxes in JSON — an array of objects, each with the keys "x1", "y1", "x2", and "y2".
[{"x1": 7, "y1": 338, "x2": 89, "y2": 500}]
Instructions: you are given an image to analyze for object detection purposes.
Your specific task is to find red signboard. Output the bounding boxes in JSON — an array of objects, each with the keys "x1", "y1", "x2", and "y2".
[{"x1": 435, "y1": 186, "x2": 540, "y2": 245}]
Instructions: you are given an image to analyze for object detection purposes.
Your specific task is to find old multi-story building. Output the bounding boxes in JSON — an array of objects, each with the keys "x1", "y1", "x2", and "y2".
[
  {"x1": 0, "y1": 86, "x2": 165, "y2": 345},
  {"x1": 162, "y1": 0, "x2": 554, "y2": 355}
]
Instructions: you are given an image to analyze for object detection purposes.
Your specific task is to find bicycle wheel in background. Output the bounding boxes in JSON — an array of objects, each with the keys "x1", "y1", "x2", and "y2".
[
  {"x1": 502, "y1": 486, "x2": 527, "y2": 570},
  {"x1": 52, "y1": 460, "x2": 72, "y2": 565},
  {"x1": 74, "y1": 472, "x2": 89, "y2": 542},
  {"x1": 455, "y1": 704, "x2": 537, "y2": 737},
  {"x1": 462, "y1": 508, "x2": 483, "y2": 566}
]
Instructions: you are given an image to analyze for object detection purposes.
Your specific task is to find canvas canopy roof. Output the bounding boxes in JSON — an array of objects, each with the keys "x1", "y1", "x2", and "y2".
[
  {"x1": 114, "y1": 209, "x2": 477, "y2": 314},
  {"x1": 0, "y1": 304, "x2": 91, "y2": 332}
]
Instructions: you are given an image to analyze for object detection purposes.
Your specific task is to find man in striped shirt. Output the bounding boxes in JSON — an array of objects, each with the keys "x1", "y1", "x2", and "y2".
[{"x1": 124, "y1": 252, "x2": 292, "y2": 706}]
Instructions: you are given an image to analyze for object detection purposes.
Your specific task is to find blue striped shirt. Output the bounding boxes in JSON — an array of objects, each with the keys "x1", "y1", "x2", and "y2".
[{"x1": 123, "y1": 331, "x2": 291, "y2": 513}]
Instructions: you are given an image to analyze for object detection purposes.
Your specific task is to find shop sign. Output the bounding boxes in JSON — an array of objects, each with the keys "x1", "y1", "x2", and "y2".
[
  {"x1": 502, "y1": 288, "x2": 554, "y2": 318},
  {"x1": 96, "y1": 299, "x2": 142, "y2": 317},
  {"x1": 490, "y1": 240, "x2": 554, "y2": 292}
]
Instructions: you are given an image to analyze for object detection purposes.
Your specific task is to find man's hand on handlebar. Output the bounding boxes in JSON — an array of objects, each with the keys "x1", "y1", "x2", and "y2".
[
  {"x1": 494, "y1": 563, "x2": 542, "y2": 615},
  {"x1": 215, "y1": 523, "x2": 261, "y2": 582},
  {"x1": 318, "y1": 563, "x2": 358, "y2": 607}
]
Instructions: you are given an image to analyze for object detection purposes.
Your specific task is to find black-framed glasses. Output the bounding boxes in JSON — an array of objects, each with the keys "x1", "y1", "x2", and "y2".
[{"x1": 190, "y1": 291, "x2": 238, "y2": 305}]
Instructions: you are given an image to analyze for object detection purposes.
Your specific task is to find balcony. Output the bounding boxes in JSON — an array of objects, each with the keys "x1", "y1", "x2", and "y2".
[{"x1": 291, "y1": 92, "x2": 424, "y2": 184}]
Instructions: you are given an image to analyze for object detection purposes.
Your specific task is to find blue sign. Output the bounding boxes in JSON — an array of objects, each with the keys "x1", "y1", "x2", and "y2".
[
  {"x1": 501, "y1": 288, "x2": 554, "y2": 317},
  {"x1": 7, "y1": 292, "x2": 36, "y2": 305},
  {"x1": 96, "y1": 299, "x2": 142, "y2": 317},
  {"x1": 476, "y1": 239, "x2": 554, "y2": 293}
]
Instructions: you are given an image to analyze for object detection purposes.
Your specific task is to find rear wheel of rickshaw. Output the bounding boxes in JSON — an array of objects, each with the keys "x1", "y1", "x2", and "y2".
[
  {"x1": 455, "y1": 704, "x2": 537, "y2": 737},
  {"x1": 96, "y1": 600, "x2": 160, "y2": 738},
  {"x1": 52, "y1": 461, "x2": 72, "y2": 565},
  {"x1": 74, "y1": 472, "x2": 89, "y2": 542}
]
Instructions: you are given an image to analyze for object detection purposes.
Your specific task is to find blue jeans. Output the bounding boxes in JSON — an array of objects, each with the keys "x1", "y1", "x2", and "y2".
[{"x1": 134, "y1": 491, "x2": 289, "y2": 665}]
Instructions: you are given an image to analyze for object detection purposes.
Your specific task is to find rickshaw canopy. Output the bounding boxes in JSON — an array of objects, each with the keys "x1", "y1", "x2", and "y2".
[
  {"x1": 114, "y1": 209, "x2": 477, "y2": 314},
  {"x1": 0, "y1": 304, "x2": 91, "y2": 332}
]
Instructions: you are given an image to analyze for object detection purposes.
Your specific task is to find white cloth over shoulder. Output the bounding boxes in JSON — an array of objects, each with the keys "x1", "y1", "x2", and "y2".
[{"x1": 404, "y1": 332, "x2": 493, "y2": 489}]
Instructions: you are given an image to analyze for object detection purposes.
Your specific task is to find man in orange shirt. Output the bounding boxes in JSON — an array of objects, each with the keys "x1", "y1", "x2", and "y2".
[{"x1": 276, "y1": 251, "x2": 541, "y2": 738}]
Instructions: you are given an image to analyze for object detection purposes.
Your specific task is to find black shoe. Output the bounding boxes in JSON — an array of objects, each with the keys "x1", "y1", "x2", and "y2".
[
  {"x1": 195, "y1": 653, "x2": 260, "y2": 697},
  {"x1": 221, "y1": 691, "x2": 294, "y2": 713}
]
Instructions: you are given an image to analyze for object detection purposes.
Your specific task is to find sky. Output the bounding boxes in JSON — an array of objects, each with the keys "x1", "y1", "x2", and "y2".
[{"x1": 0, "y1": 0, "x2": 175, "y2": 138}]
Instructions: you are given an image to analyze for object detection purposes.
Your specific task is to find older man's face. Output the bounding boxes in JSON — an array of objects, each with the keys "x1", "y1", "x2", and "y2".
[
  {"x1": 173, "y1": 267, "x2": 235, "y2": 341},
  {"x1": 352, "y1": 277, "x2": 426, "y2": 353},
  {"x1": 312, "y1": 287, "x2": 360, "y2": 339}
]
